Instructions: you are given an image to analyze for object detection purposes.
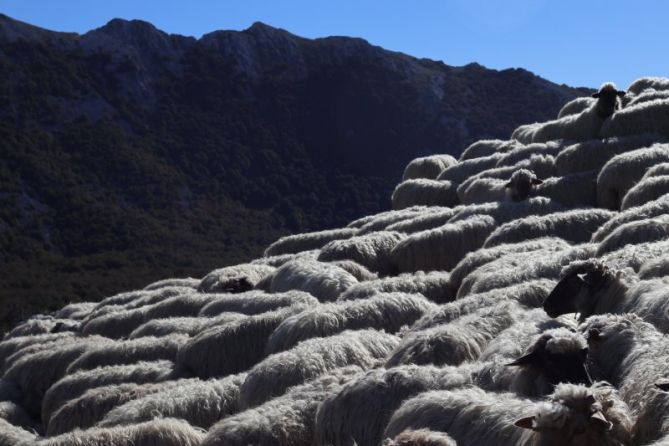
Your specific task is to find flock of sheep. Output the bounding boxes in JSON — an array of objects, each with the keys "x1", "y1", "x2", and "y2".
[{"x1": 3, "y1": 76, "x2": 669, "y2": 445}]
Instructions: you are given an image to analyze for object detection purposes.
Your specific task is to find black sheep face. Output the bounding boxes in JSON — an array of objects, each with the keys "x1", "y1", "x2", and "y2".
[{"x1": 592, "y1": 84, "x2": 626, "y2": 119}]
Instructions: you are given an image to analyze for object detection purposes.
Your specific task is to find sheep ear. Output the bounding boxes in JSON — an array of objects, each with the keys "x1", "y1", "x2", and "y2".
[
  {"x1": 514, "y1": 416, "x2": 537, "y2": 430},
  {"x1": 588, "y1": 328, "x2": 602, "y2": 341},
  {"x1": 592, "y1": 92, "x2": 601, "y2": 98},
  {"x1": 617, "y1": 90, "x2": 626, "y2": 97},
  {"x1": 506, "y1": 351, "x2": 537, "y2": 367},
  {"x1": 656, "y1": 381, "x2": 669, "y2": 391},
  {"x1": 590, "y1": 411, "x2": 612, "y2": 431},
  {"x1": 531, "y1": 178, "x2": 543, "y2": 185}
]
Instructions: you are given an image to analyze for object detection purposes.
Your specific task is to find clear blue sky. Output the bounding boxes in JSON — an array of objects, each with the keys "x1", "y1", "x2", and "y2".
[{"x1": 1, "y1": 0, "x2": 667, "y2": 89}]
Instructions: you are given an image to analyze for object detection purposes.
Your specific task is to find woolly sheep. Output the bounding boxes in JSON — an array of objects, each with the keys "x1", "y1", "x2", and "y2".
[
  {"x1": 237, "y1": 329, "x2": 398, "y2": 408},
  {"x1": 592, "y1": 193, "x2": 669, "y2": 242},
  {"x1": 383, "y1": 429, "x2": 457, "y2": 446},
  {"x1": 457, "y1": 176, "x2": 513, "y2": 204},
  {"x1": 458, "y1": 139, "x2": 523, "y2": 161},
  {"x1": 176, "y1": 305, "x2": 308, "y2": 378},
  {"x1": 436, "y1": 153, "x2": 504, "y2": 184},
  {"x1": 267, "y1": 258, "x2": 358, "y2": 302},
  {"x1": 347, "y1": 206, "x2": 430, "y2": 231},
  {"x1": 511, "y1": 170, "x2": 599, "y2": 208},
  {"x1": 448, "y1": 196, "x2": 564, "y2": 224},
  {"x1": 264, "y1": 228, "x2": 358, "y2": 256},
  {"x1": 41, "y1": 360, "x2": 176, "y2": 425},
  {"x1": 198, "y1": 289, "x2": 318, "y2": 317},
  {"x1": 555, "y1": 133, "x2": 666, "y2": 176},
  {"x1": 90, "y1": 286, "x2": 193, "y2": 314},
  {"x1": 0, "y1": 418, "x2": 37, "y2": 446},
  {"x1": 327, "y1": 260, "x2": 378, "y2": 281},
  {"x1": 557, "y1": 96, "x2": 596, "y2": 118},
  {"x1": 601, "y1": 97, "x2": 669, "y2": 138},
  {"x1": 265, "y1": 293, "x2": 436, "y2": 353},
  {"x1": 0, "y1": 401, "x2": 39, "y2": 434},
  {"x1": 143, "y1": 277, "x2": 200, "y2": 291},
  {"x1": 383, "y1": 382, "x2": 633, "y2": 446},
  {"x1": 4, "y1": 318, "x2": 79, "y2": 339},
  {"x1": 580, "y1": 314, "x2": 669, "y2": 443},
  {"x1": 251, "y1": 250, "x2": 320, "y2": 267},
  {"x1": 198, "y1": 263, "x2": 274, "y2": 293},
  {"x1": 494, "y1": 141, "x2": 566, "y2": 168},
  {"x1": 201, "y1": 367, "x2": 362, "y2": 446},
  {"x1": 621, "y1": 174, "x2": 669, "y2": 210},
  {"x1": 338, "y1": 270, "x2": 453, "y2": 303},
  {"x1": 597, "y1": 143, "x2": 669, "y2": 209},
  {"x1": 34, "y1": 418, "x2": 204, "y2": 446},
  {"x1": 46, "y1": 381, "x2": 186, "y2": 435},
  {"x1": 626, "y1": 76, "x2": 669, "y2": 98},
  {"x1": 99, "y1": 373, "x2": 245, "y2": 430},
  {"x1": 390, "y1": 214, "x2": 498, "y2": 273},
  {"x1": 512, "y1": 82, "x2": 625, "y2": 144},
  {"x1": 1, "y1": 336, "x2": 83, "y2": 375},
  {"x1": 402, "y1": 154, "x2": 458, "y2": 180},
  {"x1": 317, "y1": 231, "x2": 406, "y2": 275},
  {"x1": 543, "y1": 260, "x2": 669, "y2": 333},
  {"x1": 483, "y1": 209, "x2": 614, "y2": 248},
  {"x1": 128, "y1": 313, "x2": 244, "y2": 338},
  {"x1": 639, "y1": 256, "x2": 669, "y2": 280},
  {"x1": 448, "y1": 237, "x2": 569, "y2": 293},
  {"x1": 53, "y1": 302, "x2": 97, "y2": 320},
  {"x1": 384, "y1": 301, "x2": 520, "y2": 367},
  {"x1": 596, "y1": 214, "x2": 669, "y2": 255},
  {"x1": 626, "y1": 88, "x2": 669, "y2": 107},
  {"x1": 391, "y1": 179, "x2": 459, "y2": 210},
  {"x1": 598, "y1": 238, "x2": 669, "y2": 273},
  {"x1": 385, "y1": 208, "x2": 459, "y2": 234},
  {"x1": 66, "y1": 334, "x2": 188, "y2": 372}
]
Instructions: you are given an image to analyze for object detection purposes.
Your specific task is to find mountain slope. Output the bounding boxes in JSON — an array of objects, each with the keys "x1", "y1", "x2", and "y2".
[{"x1": 0, "y1": 14, "x2": 588, "y2": 326}]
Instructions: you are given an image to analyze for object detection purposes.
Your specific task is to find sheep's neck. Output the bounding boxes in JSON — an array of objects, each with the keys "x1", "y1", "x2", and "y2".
[{"x1": 591, "y1": 274, "x2": 631, "y2": 316}]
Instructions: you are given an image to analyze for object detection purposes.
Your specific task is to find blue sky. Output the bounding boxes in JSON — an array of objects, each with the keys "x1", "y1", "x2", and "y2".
[{"x1": 1, "y1": 0, "x2": 666, "y2": 89}]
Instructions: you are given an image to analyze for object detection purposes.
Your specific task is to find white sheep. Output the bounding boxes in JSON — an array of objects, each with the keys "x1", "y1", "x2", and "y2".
[
  {"x1": 458, "y1": 139, "x2": 523, "y2": 161},
  {"x1": 626, "y1": 76, "x2": 669, "y2": 98},
  {"x1": 33, "y1": 418, "x2": 204, "y2": 446},
  {"x1": 98, "y1": 373, "x2": 246, "y2": 430},
  {"x1": 626, "y1": 88, "x2": 669, "y2": 107},
  {"x1": 198, "y1": 263, "x2": 275, "y2": 293},
  {"x1": 84, "y1": 286, "x2": 194, "y2": 319},
  {"x1": 510, "y1": 169, "x2": 600, "y2": 208},
  {"x1": 201, "y1": 367, "x2": 362, "y2": 446},
  {"x1": 391, "y1": 179, "x2": 459, "y2": 210},
  {"x1": 337, "y1": 270, "x2": 453, "y2": 303},
  {"x1": 327, "y1": 260, "x2": 378, "y2": 281},
  {"x1": 511, "y1": 82, "x2": 626, "y2": 144},
  {"x1": 639, "y1": 256, "x2": 669, "y2": 280},
  {"x1": 557, "y1": 96, "x2": 596, "y2": 118},
  {"x1": 601, "y1": 97, "x2": 669, "y2": 138},
  {"x1": 385, "y1": 208, "x2": 460, "y2": 234},
  {"x1": 317, "y1": 230, "x2": 406, "y2": 275},
  {"x1": 596, "y1": 214, "x2": 669, "y2": 255},
  {"x1": 597, "y1": 143, "x2": 669, "y2": 210},
  {"x1": 598, "y1": 238, "x2": 669, "y2": 273},
  {"x1": 265, "y1": 293, "x2": 436, "y2": 353},
  {"x1": 0, "y1": 418, "x2": 37, "y2": 446},
  {"x1": 53, "y1": 302, "x2": 97, "y2": 320},
  {"x1": 592, "y1": 193, "x2": 669, "y2": 242},
  {"x1": 263, "y1": 227, "x2": 358, "y2": 256},
  {"x1": 621, "y1": 174, "x2": 669, "y2": 210},
  {"x1": 448, "y1": 196, "x2": 564, "y2": 224},
  {"x1": 494, "y1": 141, "x2": 566, "y2": 168},
  {"x1": 436, "y1": 153, "x2": 505, "y2": 184},
  {"x1": 383, "y1": 382, "x2": 633, "y2": 446},
  {"x1": 237, "y1": 329, "x2": 399, "y2": 408},
  {"x1": 197, "y1": 289, "x2": 318, "y2": 317},
  {"x1": 401, "y1": 154, "x2": 458, "y2": 180},
  {"x1": 128, "y1": 313, "x2": 243, "y2": 338},
  {"x1": 346, "y1": 206, "x2": 431, "y2": 230},
  {"x1": 267, "y1": 258, "x2": 359, "y2": 301},
  {"x1": 483, "y1": 209, "x2": 615, "y2": 248},
  {"x1": 4, "y1": 318, "x2": 79, "y2": 339},
  {"x1": 143, "y1": 277, "x2": 200, "y2": 291}
]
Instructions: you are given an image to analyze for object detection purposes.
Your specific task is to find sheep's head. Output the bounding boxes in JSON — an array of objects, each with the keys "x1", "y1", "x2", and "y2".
[
  {"x1": 507, "y1": 328, "x2": 591, "y2": 389},
  {"x1": 505, "y1": 169, "x2": 543, "y2": 201},
  {"x1": 543, "y1": 261, "x2": 611, "y2": 320},
  {"x1": 219, "y1": 276, "x2": 255, "y2": 293},
  {"x1": 592, "y1": 83, "x2": 626, "y2": 119},
  {"x1": 514, "y1": 383, "x2": 632, "y2": 446}
]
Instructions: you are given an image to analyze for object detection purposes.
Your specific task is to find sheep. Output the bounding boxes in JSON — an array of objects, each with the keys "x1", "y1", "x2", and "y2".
[
  {"x1": 384, "y1": 301, "x2": 520, "y2": 368},
  {"x1": 201, "y1": 367, "x2": 362, "y2": 446},
  {"x1": 3, "y1": 335, "x2": 112, "y2": 417},
  {"x1": 128, "y1": 313, "x2": 244, "y2": 338},
  {"x1": 415, "y1": 279, "x2": 557, "y2": 329},
  {"x1": 390, "y1": 214, "x2": 498, "y2": 273},
  {"x1": 555, "y1": 133, "x2": 666, "y2": 176},
  {"x1": 0, "y1": 418, "x2": 37, "y2": 446},
  {"x1": 391, "y1": 179, "x2": 459, "y2": 210},
  {"x1": 251, "y1": 249, "x2": 320, "y2": 267},
  {"x1": 4, "y1": 318, "x2": 79, "y2": 339},
  {"x1": 601, "y1": 97, "x2": 669, "y2": 138},
  {"x1": 383, "y1": 429, "x2": 457, "y2": 446},
  {"x1": 596, "y1": 214, "x2": 669, "y2": 255},
  {"x1": 198, "y1": 263, "x2": 275, "y2": 293},
  {"x1": 639, "y1": 257, "x2": 669, "y2": 280},
  {"x1": 494, "y1": 141, "x2": 566, "y2": 168},
  {"x1": 65, "y1": 334, "x2": 188, "y2": 372},
  {"x1": 33, "y1": 418, "x2": 204, "y2": 446},
  {"x1": 90, "y1": 286, "x2": 193, "y2": 313},
  {"x1": 46, "y1": 381, "x2": 187, "y2": 435},
  {"x1": 198, "y1": 289, "x2": 318, "y2": 317},
  {"x1": 580, "y1": 314, "x2": 669, "y2": 443},
  {"x1": 557, "y1": 96, "x2": 596, "y2": 118},
  {"x1": 621, "y1": 174, "x2": 669, "y2": 210},
  {"x1": 508, "y1": 169, "x2": 600, "y2": 208},
  {"x1": 511, "y1": 82, "x2": 626, "y2": 144},
  {"x1": 176, "y1": 305, "x2": 309, "y2": 378},
  {"x1": 402, "y1": 154, "x2": 458, "y2": 180},
  {"x1": 448, "y1": 196, "x2": 564, "y2": 224},
  {"x1": 436, "y1": 153, "x2": 504, "y2": 184},
  {"x1": 338, "y1": 271, "x2": 453, "y2": 303},
  {"x1": 385, "y1": 208, "x2": 459, "y2": 234},
  {"x1": 457, "y1": 243, "x2": 596, "y2": 298},
  {"x1": 598, "y1": 238, "x2": 669, "y2": 273},
  {"x1": 597, "y1": 143, "x2": 669, "y2": 210},
  {"x1": 327, "y1": 260, "x2": 378, "y2": 281},
  {"x1": 143, "y1": 277, "x2": 200, "y2": 291},
  {"x1": 317, "y1": 231, "x2": 406, "y2": 275},
  {"x1": 237, "y1": 329, "x2": 399, "y2": 408},
  {"x1": 382, "y1": 382, "x2": 633, "y2": 446},
  {"x1": 53, "y1": 302, "x2": 97, "y2": 320},
  {"x1": 263, "y1": 228, "x2": 358, "y2": 256},
  {"x1": 41, "y1": 360, "x2": 176, "y2": 425},
  {"x1": 265, "y1": 293, "x2": 436, "y2": 353},
  {"x1": 347, "y1": 206, "x2": 431, "y2": 230},
  {"x1": 626, "y1": 76, "x2": 669, "y2": 98},
  {"x1": 626, "y1": 88, "x2": 669, "y2": 107},
  {"x1": 457, "y1": 176, "x2": 513, "y2": 204},
  {"x1": 98, "y1": 373, "x2": 246, "y2": 430},
  {"x1": 1, "y1": 335, "x2": 88, "y2": 375},
  {"x1": 448, "y1": 237, "x2": 569, "y2": 293},
  {"x1": 0, "y1": 401, "x2": 39, "y2": 434},
  {"x1": 267, "y1": 258, "x2": 358, "y2": 301},
  {"x1": 592, "y1": 193, "x2": 669, "y2": 242},
  {"x1": 458, "y1": 139, "x2": 523, "y2": 161},
  {"x1": 543, "y1": 260, "x2": 669, "y2": 333},
  {"x1": 483, "y1": 209, "x2": 615, "y2": 248}
]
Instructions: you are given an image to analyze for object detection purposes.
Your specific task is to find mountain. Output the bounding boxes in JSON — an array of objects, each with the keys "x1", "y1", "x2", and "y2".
[{"x1": 0, "y1": 14, "x2": 589, "y2": 327}]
